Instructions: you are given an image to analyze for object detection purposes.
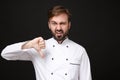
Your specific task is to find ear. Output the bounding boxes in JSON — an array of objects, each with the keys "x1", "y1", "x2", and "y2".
[
  {"x1": 48, "y1": 21, "x2": 51, "y2": 29},
  {"x1": 68, "y1": 22, "x2": 71, "y2": 29}
]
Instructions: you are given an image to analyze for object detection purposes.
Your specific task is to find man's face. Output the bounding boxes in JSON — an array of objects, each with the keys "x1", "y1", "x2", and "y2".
[{"x1": 48, "y1": 14, "x2": 71, "y2": 42}]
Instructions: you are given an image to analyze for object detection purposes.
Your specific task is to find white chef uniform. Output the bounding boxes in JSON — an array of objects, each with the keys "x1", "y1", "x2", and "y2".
[{"x1": 1, "y1": 37, "x2": 92, "y2": 80}]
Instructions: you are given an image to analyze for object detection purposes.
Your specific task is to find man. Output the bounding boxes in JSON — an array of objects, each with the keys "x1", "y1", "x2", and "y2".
[{"x1": 1, "y1": 5, "x2": 92, "y2": 80}]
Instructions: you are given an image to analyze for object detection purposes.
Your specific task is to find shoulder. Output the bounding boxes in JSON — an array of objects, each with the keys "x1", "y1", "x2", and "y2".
[
  {"x1": 69, "y1": 39, "x2": 85, "y2": 51},
  {"x1": 45, "y1": 38, "x2": 54, "y2": 44},
  {"x1": 68, "y1": 39, "x2": 88, "y2": 60},
  {"x1": 45, "y1": 38, "x2": 53, "y2": 41}
]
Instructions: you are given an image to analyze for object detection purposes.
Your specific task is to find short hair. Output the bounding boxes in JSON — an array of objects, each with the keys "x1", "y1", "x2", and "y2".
[{"x1": 48, "y1": 5, "x2": 71, "y2": 22}]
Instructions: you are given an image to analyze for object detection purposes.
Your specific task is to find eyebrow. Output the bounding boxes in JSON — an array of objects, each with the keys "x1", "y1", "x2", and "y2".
[
  {"x1": 50, "y1": 21, "x2": 67, "y2": 23},
  {"x1": 50, "y1": 21, "x2": 56, "y2": 23}
]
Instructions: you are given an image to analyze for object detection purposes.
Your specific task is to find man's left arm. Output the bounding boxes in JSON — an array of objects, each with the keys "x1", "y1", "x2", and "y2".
[{"x1": 79, "y1": 49, "x2": 92, "y2": 80}]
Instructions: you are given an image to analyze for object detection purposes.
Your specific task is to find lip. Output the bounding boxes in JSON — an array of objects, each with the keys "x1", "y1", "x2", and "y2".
[
  {"x1": 56, "y1": 33, "x2": 63, "y2": 36},
  {"x1": 56, "y1": 33, "x2": 62, "y2": 35},
  {"x1": 56, "y1": 31, "x2": 63, "y2": 34},
  {"x1": 56, "y1": 32, "x2": 62, "y2": 34},
  {"x1": 55, "y1": 31, "x2": 62, "y2": 33}
]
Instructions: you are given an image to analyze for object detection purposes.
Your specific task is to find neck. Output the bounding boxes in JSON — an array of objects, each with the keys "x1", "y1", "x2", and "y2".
[
  {"x1": 54, "y1": 36, "x2": 67, "y2": 44},
  {"x1": 57, "y1": 40, "x2": 63, "y2": 44}
]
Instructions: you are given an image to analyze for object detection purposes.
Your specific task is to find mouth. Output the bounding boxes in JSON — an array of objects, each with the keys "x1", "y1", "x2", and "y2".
[
  {"x1": 54, "y1": 30, "x2": 64, "y2": 40},
  {"x1": 55, "y1": 31, "x2": 63, "y2": 36},
  {"x1": 55, "y1": 30, "x2": 63, "y2": 34}
]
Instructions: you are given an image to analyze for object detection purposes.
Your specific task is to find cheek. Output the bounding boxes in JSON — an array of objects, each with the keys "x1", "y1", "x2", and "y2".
[
  {"x1": 63, "y1": 27, "x2": 69, "y2": 32},
  {"x1": 49, "y1": 27, "x2": 55, "y2": 33}
]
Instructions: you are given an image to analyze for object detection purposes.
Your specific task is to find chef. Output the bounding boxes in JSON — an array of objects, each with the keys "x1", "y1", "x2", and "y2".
[{"x1": 1, "y1": 5, "x2": 92, "y2": 80}]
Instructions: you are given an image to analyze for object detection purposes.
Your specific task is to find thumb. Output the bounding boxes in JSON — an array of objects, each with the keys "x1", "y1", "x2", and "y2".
[
  {"x1": 34, "y1": 44, "x2": 45, "y2": 58},
  {"x1": 38, "y1": 50, "x2": 45, "y2": 58}
]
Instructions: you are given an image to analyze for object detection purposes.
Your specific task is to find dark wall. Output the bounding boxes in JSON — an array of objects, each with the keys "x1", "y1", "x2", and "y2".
[{"x1": 0, "y1": 0, "x2": 119, "y2": 80}]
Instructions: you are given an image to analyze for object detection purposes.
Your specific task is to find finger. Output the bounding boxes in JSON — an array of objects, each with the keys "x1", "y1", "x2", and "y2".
[
  {"x1": 39, "y1": 44, "x2": 45, "y2": 49},
  {"x1": 34, "y1": 44, "x2": 45, "y2": 58},
  {"x1": 39, "y1": 40, "x2": 45, "y2": 49},
  {"x1": 39, "y1": 41, "x2": 45, "y2": 45},
  {"x1": 33, "y1": 37, "x2": 43, "y2": 44},
  {"x1": 39, "y1": 37, "x2": 44, "y2": 42},
  {"x1": 34, "y1": 44, "x2": 41, "y2": 52},
  {"x1": 38, "y1": 50, "x2": 45, "y2": 58}
]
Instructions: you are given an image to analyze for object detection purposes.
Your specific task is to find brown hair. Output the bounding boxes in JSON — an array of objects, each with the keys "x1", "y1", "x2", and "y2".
[{"x1": 48, "y1": 5, "x2": 71, "y2": 22}]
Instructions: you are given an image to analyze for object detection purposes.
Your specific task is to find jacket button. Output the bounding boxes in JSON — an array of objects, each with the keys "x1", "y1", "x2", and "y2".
[
  {"x1": 65, "y1": 73, "x2": 67, "y2": 75},
  {"x1": 52, "y1": 58, "x2": 54, "y2": 60},
  {"x1": 51, "y1": 72, "x2": 53, "y2": 75},
  {"x1": 53, "y1": 45, "x2": 55, "y2": 47},
  {"x1": 66, "y1": 45, "x2": 69, "y2": 48},
  {"x1": 66, "y1": 58, "x2": 68, "y2": 61}
]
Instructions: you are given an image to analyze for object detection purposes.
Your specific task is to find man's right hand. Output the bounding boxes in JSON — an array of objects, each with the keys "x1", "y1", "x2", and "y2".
[{"x1": 22, "y1": 37, "x2": 45, "y2": 58}]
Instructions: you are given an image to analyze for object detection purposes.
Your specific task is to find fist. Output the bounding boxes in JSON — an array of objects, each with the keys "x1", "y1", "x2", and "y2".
[{"x1": 22, "y1": 37, "x2": 45, "y2": 58}]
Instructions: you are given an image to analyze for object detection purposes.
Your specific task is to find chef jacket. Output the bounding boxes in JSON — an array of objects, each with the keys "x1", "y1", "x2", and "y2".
[{"x1": 1, "y1": 37, "x2": 92, "y2": 80}]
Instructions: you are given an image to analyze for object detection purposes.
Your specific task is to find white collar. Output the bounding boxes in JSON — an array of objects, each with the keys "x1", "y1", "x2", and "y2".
[{"x1": 51, "y1": 37, "x2": 70, "y2": 46}]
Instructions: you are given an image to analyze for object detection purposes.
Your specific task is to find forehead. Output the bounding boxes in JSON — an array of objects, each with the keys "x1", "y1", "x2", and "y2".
[{"x1": 49, "y1": 14, "x2": 68, "y2": 22}]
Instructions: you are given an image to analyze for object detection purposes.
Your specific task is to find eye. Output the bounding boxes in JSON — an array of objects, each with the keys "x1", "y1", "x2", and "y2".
[
  {"x1": 60, "y1": 22, "x2": 66, "y2": 25},
  {"x1": 51, "y1": 22, "x2": 57, "y2": 26}
]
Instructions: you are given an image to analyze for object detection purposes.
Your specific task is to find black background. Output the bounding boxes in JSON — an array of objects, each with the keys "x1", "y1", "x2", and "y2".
[{"x1": 0, "y1": 0, "x2": 119, "y2": 80}]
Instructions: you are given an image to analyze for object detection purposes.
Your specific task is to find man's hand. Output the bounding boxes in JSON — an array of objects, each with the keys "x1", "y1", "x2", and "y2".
[{"x1": 22, "y1": 37, "x2": 45, "y2": 58}]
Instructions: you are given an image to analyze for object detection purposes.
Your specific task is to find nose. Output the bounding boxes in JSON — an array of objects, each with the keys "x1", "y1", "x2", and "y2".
[{"x1": 56, "y1": 24, "x2": 62, "y2": 30}]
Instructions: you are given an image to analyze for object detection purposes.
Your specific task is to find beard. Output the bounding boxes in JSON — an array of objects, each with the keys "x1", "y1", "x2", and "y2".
[{"x1": 51, "y1": 29, "x2": 69, "y2": 42}]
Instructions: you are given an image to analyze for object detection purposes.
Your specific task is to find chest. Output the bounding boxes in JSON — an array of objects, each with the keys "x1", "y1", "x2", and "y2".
[
  {"x1": 42, "y1": 45, "x2": 80, "y2": 79},
  {"x1": 44, "y1": 44, "x2": 80, "y2": 71},
  {"x1": 32, "y1": 41, "x2": 81, "y2": 79},
  {"x1": 45, "y1": 44, "x2": 76, "y2": 65}
]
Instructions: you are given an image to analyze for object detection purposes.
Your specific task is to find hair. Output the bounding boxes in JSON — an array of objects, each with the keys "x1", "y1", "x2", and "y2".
[{"x1": 48, "y1": 5, "x2": 71, "y2": 22}]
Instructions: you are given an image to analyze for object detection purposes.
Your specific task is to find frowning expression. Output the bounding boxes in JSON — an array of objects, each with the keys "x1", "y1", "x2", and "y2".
[{"x1": 48, "y1": 13, "x2": 71, "y2": 42}]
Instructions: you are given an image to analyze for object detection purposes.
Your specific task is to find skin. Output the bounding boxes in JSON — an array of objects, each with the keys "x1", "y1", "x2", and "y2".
[
  {"x1": 22, "y1": 13, "x2": 71, "y2": 58},
  {"x1": 48, "y1": 13, "x2": 71, "y2": 44}
]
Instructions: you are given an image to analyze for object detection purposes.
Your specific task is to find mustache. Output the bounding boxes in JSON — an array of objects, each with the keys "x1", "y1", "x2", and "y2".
[{"x1": 55, "y1": 30, "x2": 63, "y2": 33}]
